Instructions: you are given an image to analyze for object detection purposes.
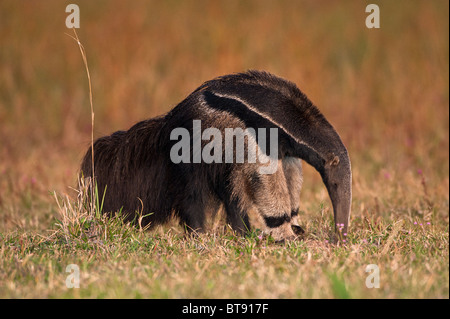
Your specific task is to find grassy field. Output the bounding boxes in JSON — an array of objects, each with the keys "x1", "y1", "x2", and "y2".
[{"x1": 0, "y1": 1, "x2": 448, "y2": 298}]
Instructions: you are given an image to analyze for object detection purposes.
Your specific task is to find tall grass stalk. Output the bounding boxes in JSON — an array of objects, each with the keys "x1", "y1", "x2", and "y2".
[{"x1": 65, "y1": 28, "x2": 96, "y2": 214}]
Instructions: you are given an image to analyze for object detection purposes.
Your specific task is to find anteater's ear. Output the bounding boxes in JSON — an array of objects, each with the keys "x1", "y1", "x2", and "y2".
[{"x1": 327, "y1": 154, "x2": 340, "y2": 167}]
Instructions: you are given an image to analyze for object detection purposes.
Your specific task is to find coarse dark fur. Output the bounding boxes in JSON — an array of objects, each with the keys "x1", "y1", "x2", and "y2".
[{"x1": 80, "y1": 70, "x2": 352, "y2": 241}]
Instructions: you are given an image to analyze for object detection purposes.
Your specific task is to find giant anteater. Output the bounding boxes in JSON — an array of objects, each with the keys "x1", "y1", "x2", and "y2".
[{"x1": 80, "y1": 70, "x2": 352, "y2": 241}]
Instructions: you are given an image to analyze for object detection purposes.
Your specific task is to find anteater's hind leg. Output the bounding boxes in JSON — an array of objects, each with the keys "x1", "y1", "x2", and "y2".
[
  {"x1": 175, "y1": 189, "x2": 207, "y2": 233},
  {"x1": 223, "y1": 197, "x2": 250, "y2": 235},
  {"x1": 283, "y1": 157, "x2": 305, "y2": 236}
]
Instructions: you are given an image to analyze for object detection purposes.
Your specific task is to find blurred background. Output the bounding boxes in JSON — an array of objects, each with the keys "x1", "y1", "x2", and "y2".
[{"x1": 0, "y1": 0, "x2": 448, "y2": 231}]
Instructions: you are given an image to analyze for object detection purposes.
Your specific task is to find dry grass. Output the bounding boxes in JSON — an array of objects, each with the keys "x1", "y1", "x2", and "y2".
[{"x1": 0, "y1": 0, "x2": 448, "y2": 298}]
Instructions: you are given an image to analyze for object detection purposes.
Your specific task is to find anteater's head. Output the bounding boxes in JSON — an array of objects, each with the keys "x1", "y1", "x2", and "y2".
[{"x1": 321, "y1": 150, "x2": 352, "y2": 238}]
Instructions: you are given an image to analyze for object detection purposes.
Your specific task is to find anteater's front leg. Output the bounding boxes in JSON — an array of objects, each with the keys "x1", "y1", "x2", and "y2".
[
  {"x1": 283, "y1": 157, "x2": 305, "y2": 236},
  {"x1": 247, "y1": 160, "x2": 299, "y2": 242}
]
